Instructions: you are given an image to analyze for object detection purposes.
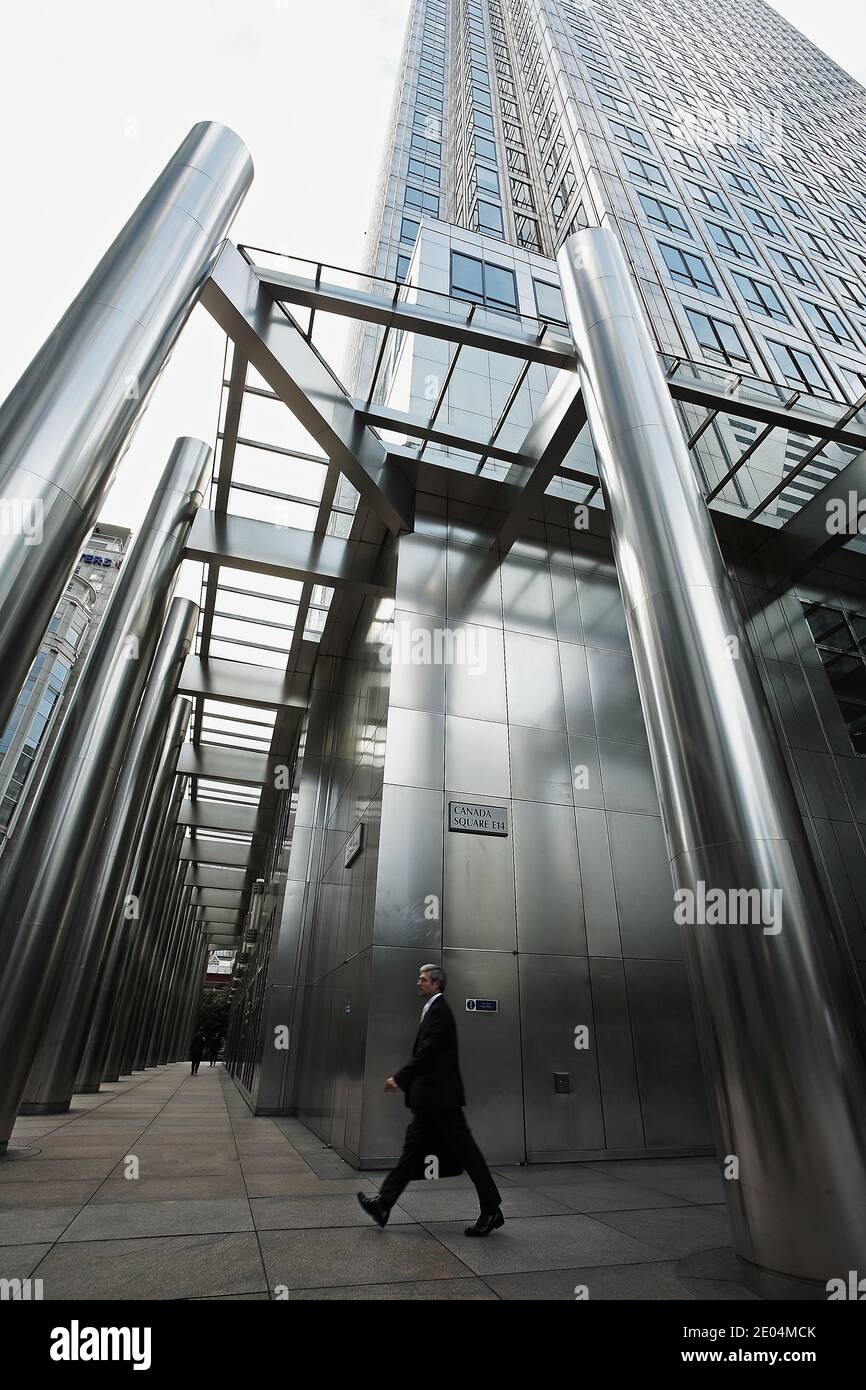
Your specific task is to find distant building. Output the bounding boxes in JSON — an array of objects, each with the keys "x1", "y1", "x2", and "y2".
[{"x1": 0, "y1": 522, "x2": 130, "y2": 855}]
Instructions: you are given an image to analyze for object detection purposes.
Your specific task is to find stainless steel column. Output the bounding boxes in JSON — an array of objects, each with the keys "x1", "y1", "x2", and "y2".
[
  {"x1": 557, "y1": 227, "x2": 866, "y2": 1298},
  {"x1": 141, "y1": 867, "x2": 189, "y2": 1067},
  {"x1": 0, "y1": 122, "x2": 251, "y2": 734},
  {"x1": 21, "y1": 600, "x2": 198, "y2": 1113},
  {"x1": 76, "y1": 698, "x2": 192, "y2": 1092},
  {"x1": 156, "y1": 904, "x2": 197, "y2": 1063},
  {"x1": 147, "y1": 888, "x2": 194, "y2": 1066},
  {"x1": 114, "y1": 782, "x2": 185, "y2": 1078},
  {"x1": 0, "y1": 440, "x2": 209, "y2": 1149},
  {"x1": 128, "y1": 832, "x2": 185, "y2": 1072}
]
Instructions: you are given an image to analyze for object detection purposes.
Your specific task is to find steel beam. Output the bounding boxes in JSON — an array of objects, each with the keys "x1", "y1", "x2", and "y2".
[
  {"x1": 494, "y1": 372, "x2": 588, "y2": 552},
  {"x1": 202, "y1": 242, "x2": 414, "y2": 533},
  {"x1": 185, "y1": 510, "x2": 390, "y2": 593},
  {"x1": 178, "y1": 801, "x2": 260, "y2": 834},
  {"x1": 178, "y1": 654, "x2": 309, "y2": 712}
]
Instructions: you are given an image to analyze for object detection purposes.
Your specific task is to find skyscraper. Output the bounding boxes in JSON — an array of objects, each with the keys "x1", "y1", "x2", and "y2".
[{"x1": 358, "y1": 0, "x2": 866, "y2": 415}]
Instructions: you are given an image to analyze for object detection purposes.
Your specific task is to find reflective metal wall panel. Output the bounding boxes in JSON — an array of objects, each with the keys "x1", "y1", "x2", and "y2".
[
  {"x1": 446, "y1": 542, "x2": 503, "y2": 628},
  {"x1": 444, "y1": 715, "x2": 511, "y2": 800},
  {"x1": 577, "y1": 570, "x2": 631, "y2": 654},
  {"x1": 395, "y1": 533, "x2": 447, "y2": 618},
  {"x1": 519, "y1": 954, "x2": 605, "y2": 1156},
  {"x1": 586, "y1": 648, "x2": 648, "y2": 745},
  {"x1": 501, "y1": 554, "x2": 557, "y2": 639},
  {"x1": 382, "y1": 707, "x2": 445, "y2": 791},
  {"x1": 576, "y1": 807, "x2": 622, "y2": 957},
  {"x1": 608, "y1": 812, "x2": 683, "y2": 961},
  {"x1": 513, "y1": 799, "x2": 586, "y2": 956},
  {"x1": 444, "y1": 621, "x2": 506, "y2": 723},
  {"x1": 443, "y1": 948, "x2": 524, "y2": 1165},
  {"x1": 510, "y1": 725, "x2": 572, "y2": 805},
  {"x1": 624, "y1": 959, "x2": 714, "y2": 1148},
  {"x1": 389, "y1": 609, "x2": 446, "y2": 715},
  {"x1": 373, "y1": 784, "x2": 443, "y2": 950},
  {"x1": 443, "y1": 822, "x2": 516, "y2": 951},
  {"x1": 504, "y1": 631, "x2": 565, "y2": 730},
  {"x1": 598, "y1": 738, "x2": 661, "y2": 816},
  {"x1": 589, "y1": 957, "x2": 644, "y2": 1150}
]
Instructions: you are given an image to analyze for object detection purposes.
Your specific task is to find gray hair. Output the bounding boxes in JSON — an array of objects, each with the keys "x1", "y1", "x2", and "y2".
[{"x1": 419, "y1": 963, "x2": 446, "y2": 990}]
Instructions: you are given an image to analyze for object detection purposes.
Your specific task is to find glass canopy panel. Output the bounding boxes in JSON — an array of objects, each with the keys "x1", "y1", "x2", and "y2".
[
  {"x1": 232, "y1": 443, "x2": 327, "y2": 501},
  {"x1": 207, "y1": 638, "x2": 290, "y2": 669},
  {"x1": 227, "y1": 488, "x2": 318, "y2": 530},
  {"x1": 218, "y1": 567, "x2": 305, "y2": 602}
]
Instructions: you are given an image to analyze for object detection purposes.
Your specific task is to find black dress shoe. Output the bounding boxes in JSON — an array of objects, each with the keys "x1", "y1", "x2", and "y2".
[
  {"x1": 357, "y1": 1192, "x2": 389, "y2": 1227},
  {"x1": 465, "y1": 1208, "x2": 505, "y2": 1237}
]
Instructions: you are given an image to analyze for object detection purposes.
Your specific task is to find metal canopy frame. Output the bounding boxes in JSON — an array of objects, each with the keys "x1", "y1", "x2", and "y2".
[{"x1": 170, "y1": 239, "x2": 866, "y2": 935}]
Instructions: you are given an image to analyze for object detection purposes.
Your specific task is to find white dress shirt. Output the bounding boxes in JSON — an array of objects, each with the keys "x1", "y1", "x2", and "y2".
[{"x1": 421, "y1": 990, "x2": 443, "y2": 1020}]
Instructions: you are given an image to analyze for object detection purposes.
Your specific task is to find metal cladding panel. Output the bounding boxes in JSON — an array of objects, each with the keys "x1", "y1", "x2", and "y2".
[
  {"x1": 597, "y1": 738, "x2": 661, "y2": 817},
  {"x1": 383, "y1": 707, "x2": 445, "y2": 791},
  {"x1": 501, "y1": 553, "x2": 557, "y2": 639},
  {"x1": 444, "y1": 715, "x2": 510, "y2": 800},
  {"x1": 519, "y1": 953, "x2": 605, "y2": 1155},
  {"x1": 512, "y1": 799, "x2": 587, "y2": 956},
  {"x1": 373, "y1": 784, "x2": 443, "y2": 951},
  {"x1": 358, "y1": 946, "x2": 429, "y2": 1161},
  {"x1": 586, "y1": 647, "x2": 647, "y2": 745},
  {"x1": 444, "y1": 622, "x2": 507, "y2": 723},
  {"x1": 395, "y1": 533, "x2": 447, "y2": 618},
  {"x1": 590, "y1": 956, "x2": 645, "y2": 1151},
  {"x1": 446, "y1": 542, "x2": 503, "y2": 628},
  {"x1": 575, "y1": 807, "x2": 622, "y2": 958},
  {"x1": 444, "y1": 948, "x2": 524, "y2": 1165},
  {"x1": 342, "y1": 947, "x2": 372, "y2": 1160},
  {"x1": 510, "y1": 725, "x2": 572, "y2": 805},
  {"x1": 578, "y1": 570, "x2": 631, "y2": 655},
  {"x1": 389, "y1": 611, "x2": 446, "y2": 714},
  {"x1": 504, "y1": 631, "x2": 565, "y2": 731},
  {"x1": 559, "y1": 641, "x2": 596, "y2": 735},
  {"x1": 624, "y1": 958, "x2": 713, "y2": 1149},
  {"x1": 443, "y1": 811, "x2": 516, "y2": 951},
  {"x1": 607, "y1": 812, "x2": 683, "y2": 961}
]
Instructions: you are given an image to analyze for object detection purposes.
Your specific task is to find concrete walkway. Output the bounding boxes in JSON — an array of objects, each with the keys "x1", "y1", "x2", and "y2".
[{"x1": 0, "y1": 1063, "x2": 757, "y2": 1300}]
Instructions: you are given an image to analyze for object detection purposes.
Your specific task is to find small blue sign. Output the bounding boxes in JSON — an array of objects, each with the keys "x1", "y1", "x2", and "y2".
[{"x1": 465, "y1": 998, "x2": 498, "y2": 1013}]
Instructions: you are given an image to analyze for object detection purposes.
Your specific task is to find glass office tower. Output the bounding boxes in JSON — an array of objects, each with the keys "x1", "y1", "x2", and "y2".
[{"x1": 356, "y1": 0, "x2": 866, "y2": 414}]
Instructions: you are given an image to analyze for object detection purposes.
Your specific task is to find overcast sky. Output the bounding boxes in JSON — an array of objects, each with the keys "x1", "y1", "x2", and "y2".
[{"x1": 0, "y1": 0, "x2": 863, "y2": 533}]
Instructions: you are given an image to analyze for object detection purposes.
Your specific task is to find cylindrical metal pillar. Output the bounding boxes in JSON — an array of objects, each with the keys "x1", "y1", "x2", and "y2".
[
  {"x1": 141, "y1": 866, "x2": 189, "y2": 1067},
  {"x1": 81, "y1": 717, "x2": 189, "y2": 1089},
  {"x1": 0, "y1": 440, "x2": 209, "y2": 1149},
  {"x1": 147, "y1": 887, "x2": 194, "y2": 1066},
  {"x1": 557, "y1": 228, "x2": 866, "y2": 1298},
  {"x1": 114, "y1": 788, "x2": 185, "y2": 1078},
  {"x1": 0, "y1": 123, "x2": 251, "y2": 735},
  {"x1": 171, "y1": 922, "x2": 206, "y2": 1063},
  {"x1": 156, "y1": 904, "x2": 197, "y2": 1063},
  {"x1": 22, "y1": 600, "x2": 198, "y2": 1113},
  {"x1": 129, "y1": 833, "x2": 185, "y2": 1071}
]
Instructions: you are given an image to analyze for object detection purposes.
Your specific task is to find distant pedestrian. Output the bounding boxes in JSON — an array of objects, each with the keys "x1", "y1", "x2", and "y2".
[
  {"x1": 190, "y1": 1032, "x2": 206, "y2": 1076},
  {"x1": 207, "y1": 1035, "x2": 222, "y2": 1067}
]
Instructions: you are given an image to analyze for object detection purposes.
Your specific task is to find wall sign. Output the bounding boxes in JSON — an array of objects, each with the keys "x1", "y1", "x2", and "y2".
[
  {"x1": 466, "y1": 998, "x2": 498, "y2": 1012},
  {"x1": 448, "y1": 801, "x2": 508, "y2": 836},
  {"x1": 344, "y1": 823, "x2": 364, "y2": 867}
]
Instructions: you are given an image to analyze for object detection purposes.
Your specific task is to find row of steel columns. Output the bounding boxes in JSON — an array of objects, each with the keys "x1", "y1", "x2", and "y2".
[{"x1": 0, "y1": 122, "x2": 253, "y2": 1148}]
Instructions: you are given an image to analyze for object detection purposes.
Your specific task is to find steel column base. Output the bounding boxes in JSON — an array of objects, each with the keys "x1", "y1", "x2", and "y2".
[
  {"x1": 18, "y1": 1100, "x2": 71, "y2": 1115},
  {"x1": 738, "y1": 1258, "x2": 829, "y2": 1301},
  {"x1": 73, "y1": 1083, "x2": 101, "y2": 1094}
]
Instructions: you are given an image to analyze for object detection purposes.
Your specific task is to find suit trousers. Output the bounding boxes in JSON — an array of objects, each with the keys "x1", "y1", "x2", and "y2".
[{"x1": 379, "y1": 1109, "x2": 502, "y2": 1214}]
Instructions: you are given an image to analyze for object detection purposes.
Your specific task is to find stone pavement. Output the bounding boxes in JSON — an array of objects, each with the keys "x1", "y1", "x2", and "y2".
[{"x1": 0, "y1": 1063, "x2": 758, "y2": 1300}]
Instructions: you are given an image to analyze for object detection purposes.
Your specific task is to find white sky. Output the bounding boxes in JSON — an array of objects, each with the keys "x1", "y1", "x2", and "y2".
[{"x1": 0, "y1": 0, "x2": 863, "y2": 534}]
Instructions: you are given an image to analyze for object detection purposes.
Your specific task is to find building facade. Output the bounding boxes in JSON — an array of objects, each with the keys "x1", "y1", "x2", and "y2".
[
  {"x1": 0, "y1": 523, "x2": 130, "y2": 855},
  {"x1": 226, "y1": 0, "x2": 866, "y2": 1172}
]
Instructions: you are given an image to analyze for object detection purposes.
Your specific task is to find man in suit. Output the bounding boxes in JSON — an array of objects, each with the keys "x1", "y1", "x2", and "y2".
[{"x1": 357, "y1": 964, "x2": 504, "y2": 1236}]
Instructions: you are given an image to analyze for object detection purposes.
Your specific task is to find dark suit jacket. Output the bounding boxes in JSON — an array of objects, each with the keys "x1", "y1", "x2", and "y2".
[{"x1": 394, "y1": 994, "x2": 466, "y2": 1113}]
